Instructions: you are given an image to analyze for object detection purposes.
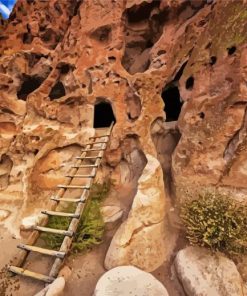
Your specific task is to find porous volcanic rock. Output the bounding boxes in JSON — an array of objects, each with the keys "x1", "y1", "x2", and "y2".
[{"x1": 0, "y1": 0, "x2": 246, "y2": 283}]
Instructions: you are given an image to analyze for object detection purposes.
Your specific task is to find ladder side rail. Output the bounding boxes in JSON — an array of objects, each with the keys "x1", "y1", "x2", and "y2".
[
  {"x1": 107, "y1": 122, "x2": 114, "y2": 136},
  {"x1": 10, "y1": 122, "x2": 114, "y2": 278},
  {"x1": 49, "y1": 156, "x2": 103, "y2": 278},
  {"x1": 11, "y1": 141, "x2": 94, "y2": 268},
  {"x1": 49, "y1": 129, "x2": 112, "y2": 278}
]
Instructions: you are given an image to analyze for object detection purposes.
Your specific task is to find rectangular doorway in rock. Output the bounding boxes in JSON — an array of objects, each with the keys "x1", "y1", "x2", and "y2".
[{"x1": 93, "y1": 101, "x2": 116, "y2": 128}]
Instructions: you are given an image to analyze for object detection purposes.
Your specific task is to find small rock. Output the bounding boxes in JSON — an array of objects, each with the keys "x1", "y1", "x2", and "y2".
[
  {"x1": 94, "y1": 266, "x2": 169, "y2": 296},
  {"x1": 174, "y1": 246, "x2": 245, "y2": 296},
  {"x1": 20, "y1": 214, "x2": 44, "y2": 230},
  {"x1": 100, "y1": 205, "x2": 123, "y2": 229}
]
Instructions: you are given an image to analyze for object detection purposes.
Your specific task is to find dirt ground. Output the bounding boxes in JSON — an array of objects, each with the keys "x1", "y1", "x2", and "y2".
[{"x1": 0, "y1": 174, "x2": 185, "y2": 296}]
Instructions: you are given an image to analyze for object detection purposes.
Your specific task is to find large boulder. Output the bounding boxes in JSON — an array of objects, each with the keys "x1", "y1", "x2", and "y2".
[
  {"x1": 94, "y1": 266, "x2": 169, "y2": 296},
  {"x1": 105, "y1": 154, "x2": 170, "y2": 272},
  {"x1": 174, "y1": 246, "x2": 245, "y2": 296}
]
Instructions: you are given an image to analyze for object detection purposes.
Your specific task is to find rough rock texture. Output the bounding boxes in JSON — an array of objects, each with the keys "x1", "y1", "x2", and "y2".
[
  {"x1": 94, "y1": 266, "x2": 169, "y2": 296},
  {"x1": 174, "y1": 246, "x2": 245, "y2": 296},
  {"x1": 0, "y1": 0, "x2": 246, "y2": 282},
  {"x1": 105, "y1": 154, "x2": 169, "y2": 271}
]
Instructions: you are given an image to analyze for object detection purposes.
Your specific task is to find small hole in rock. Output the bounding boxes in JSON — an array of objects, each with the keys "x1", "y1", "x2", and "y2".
[
  {"x1": 199, "y1": 112, "x2": 205, "y2": 119},
  {"x1": 205, "y1": 42, "x2": 212, "y2": 49},
  {"x1": 227, "y1": 46, "x2": 236, "y2": 55},
  {"x1": 49, "y1": 81, "x2": 66, "y2": 100},
  {"x1": 210, "y1": 56, "x2": 217, "y2": 65},
  {"x1": 17, "y1": 75, "x2": 44, "y2": 100},
  {"x1": 59, "y1": 64, "x2": 71, "y2": 74},
  {"x1": 185, "y1": 76, "x2": 194, "y2": 90},
  {"x1": 22, "y1": 32, "x2": 33, "y2": 44},
  {"x1": 157, "y1": 50, "x2": 166, "y2": 56},
  {"x1": 33, "y1": 149, "x2": 39, "y2": 155},
  {"x1": 108, "y1": 56, "x2": 116, "y2": 62}
]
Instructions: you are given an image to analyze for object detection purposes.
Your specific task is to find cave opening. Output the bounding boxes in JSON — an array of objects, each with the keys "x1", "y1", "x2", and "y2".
[
  {"x1": 91, "y1": 25, "x2": 112, "y2": 43},
  {"x1": 210, "y1": 56, "x2": 217, "y2": 65},
  {"x1": 17, "y1": 75, "x2": 44, "y2": 100},
  {"x1": 162, "y1": 84, "x2": 183, "y2": 122},
  {"x1": 121, "y1": 1, "x2": 167, "y2": 75},
  {"x1": 93, "y1": 101, "x2": 116, "y2": 128},
  {"x1": 127, "y1": 1, "x2": 160, "y2": 23},
  {"x1": 49, "y1": 81, "x2": 66, "y2": 100},
  {"x1": 22, "y1": 32, "x2": 33, "y2": 44},
  {"x1": 185, "y1": 76, "x2": 194, "y2": 89},
  {"x1": 227, "y1": 46, "x2": 236, "y2": 56}
]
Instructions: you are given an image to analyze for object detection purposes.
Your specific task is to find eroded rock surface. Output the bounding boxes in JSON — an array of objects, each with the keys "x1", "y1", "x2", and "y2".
[
  {"x1": 0, "y1": 0, "x2": 245, "y2": 236},
  {"x1": 0, "y1": 0, "x2": 246, "y2": 293},
  {"x1": 105, "y1": 154, "x2": 169, "y2": 271}
]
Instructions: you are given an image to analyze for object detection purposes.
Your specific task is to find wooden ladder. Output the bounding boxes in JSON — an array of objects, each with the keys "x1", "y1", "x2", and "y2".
[{"x1": 8, "y1": 123, "x2": 114, "y2": 284}]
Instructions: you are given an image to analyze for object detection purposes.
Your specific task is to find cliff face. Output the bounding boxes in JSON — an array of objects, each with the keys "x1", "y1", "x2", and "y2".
[{"x1": 0, "y1": 0, "x2": 246, "y2": 290}]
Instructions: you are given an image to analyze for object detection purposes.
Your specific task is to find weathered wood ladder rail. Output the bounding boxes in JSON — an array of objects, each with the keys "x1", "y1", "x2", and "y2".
[{"x1": 9, "y1": 122, "x2": 114, "y2": 283}]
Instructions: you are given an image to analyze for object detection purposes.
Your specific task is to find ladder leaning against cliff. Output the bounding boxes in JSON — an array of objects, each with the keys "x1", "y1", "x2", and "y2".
[{"x1": 8, "y1": 122, "x2": 114, "y2": 283}]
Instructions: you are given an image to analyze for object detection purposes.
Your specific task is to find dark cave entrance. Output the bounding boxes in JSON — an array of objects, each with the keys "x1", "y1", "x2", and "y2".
[
  {"x1": 161, "y1": 60, "x2": 186, "y2": 122},
  {"x1": 49, "y1": 81, "x2": 66, "y2": 100},
  {"x1": 93, "y1": 101, "x2": 116, "y2": 128},
  {"x1": 161, "y1": 84, "x2": 183, "y2": 122},
  {"x1": 17, "y1": 75, "x2": 44, "y2": 100}
]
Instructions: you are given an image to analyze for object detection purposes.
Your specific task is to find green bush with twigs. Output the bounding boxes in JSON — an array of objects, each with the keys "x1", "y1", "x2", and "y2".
[
  {"x1": 40, "y1": 179, "x2": 112, "y2": 253},
  {"x1": 180, "y1": 192, "x2": 247, "y2": 255}
]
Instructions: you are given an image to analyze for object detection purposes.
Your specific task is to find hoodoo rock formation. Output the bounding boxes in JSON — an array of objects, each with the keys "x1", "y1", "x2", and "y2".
[{"x1": 0, "y1": 0, "x2": 247, "y2": 295}]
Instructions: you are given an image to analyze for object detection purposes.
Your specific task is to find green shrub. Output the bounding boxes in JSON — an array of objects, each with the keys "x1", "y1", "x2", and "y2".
[
  {"x1": 180, "y1": 192, "x2": 247, "y2": 254},
  {"x1": 40, "y1": 179, "x2": 112, "y2": 253}
]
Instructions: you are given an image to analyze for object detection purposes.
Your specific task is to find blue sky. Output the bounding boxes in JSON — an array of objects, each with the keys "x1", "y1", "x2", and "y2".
[{"x1": 0, "y1": 0, "x2": 16, "y2": 19}]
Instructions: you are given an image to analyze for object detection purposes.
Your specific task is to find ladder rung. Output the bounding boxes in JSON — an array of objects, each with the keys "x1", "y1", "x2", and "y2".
[
  {"x1": 89, "y1": 135, "x2": 109, "y2": 139},
  {"x1": 57, "y1": 185, "x2": 90, "y2": 190},
  {"x1": 72, "y1": 164, "x2": 98, "y2": 168},
  {"x1": 51, "y1": 197, "x2": 85, "y2": 203},
  {"x1": 17, "y1": 244, "x2": 65, "y2": 259},
  {"x1": 8, "y1": 266, "x2": 55, "y2": 283},
  {"x1": 65, "y1": 174, "x2": 95, "y2": 178},
  {"x1": 81, "y1": 148, "x2": 105, "y2": 152},
  {"x1": 76, "y1": 156, "x2": 102, "y2": 159},
  {"x1": 34, "y1": 226, "x2": 74, "y2": 237},
  {"x1": 41, "y1": 210, "x2": 80, "y2": 218}
]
